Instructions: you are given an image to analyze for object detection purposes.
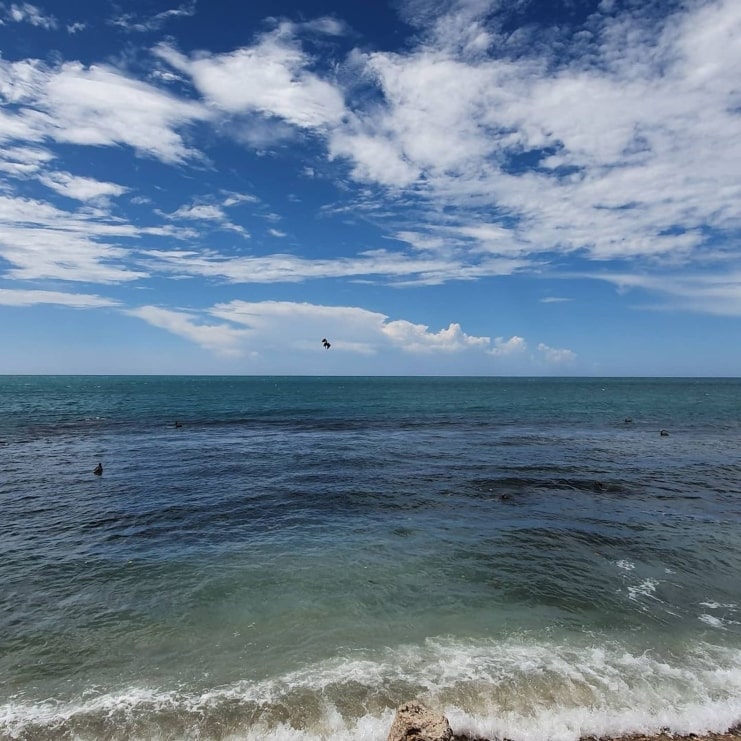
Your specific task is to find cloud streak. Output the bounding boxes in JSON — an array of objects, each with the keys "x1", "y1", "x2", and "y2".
[{"x1": 129, "y1": 299, "x2": 559, "y2": 363}]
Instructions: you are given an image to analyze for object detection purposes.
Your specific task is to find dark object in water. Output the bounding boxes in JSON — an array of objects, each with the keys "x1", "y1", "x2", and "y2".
[
  {"x1": 660, "y1": 429, "x2": 669, "y2": 436},
  {"x1": 93, "y1": 463, "x2": 103, "y2": 476},
  {"x1": 322, "y1": 338, "x2": 331, "y2": 349}
]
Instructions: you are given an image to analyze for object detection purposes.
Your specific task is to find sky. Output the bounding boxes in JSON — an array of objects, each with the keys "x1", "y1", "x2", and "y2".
[{"x1": 1, "y1": 0, "x2": 740, "y2": 376}]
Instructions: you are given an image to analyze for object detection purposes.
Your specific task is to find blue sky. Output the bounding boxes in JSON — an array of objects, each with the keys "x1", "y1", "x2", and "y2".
[{"x1": 1, "y1": 0, "x2": 740, "y2": 375}]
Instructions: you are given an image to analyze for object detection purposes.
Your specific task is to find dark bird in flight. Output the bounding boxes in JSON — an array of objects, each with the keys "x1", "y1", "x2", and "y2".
[{"x1": 322, "y1": 338, "x2": 331, "y2": 349}]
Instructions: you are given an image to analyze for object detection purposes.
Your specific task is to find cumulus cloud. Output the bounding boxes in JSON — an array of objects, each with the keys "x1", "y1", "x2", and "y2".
[
  {"x1": 382, "y1": 319, "x2": 490, "y2": 352},
  {"x1": 537, "y1": 343, "x2": 577, "y2": 365},
  {"x1": 488, "y1": 335, "x2": 527, "y2": 356},
  {"x1": 134, "y1": 299, "x2": 497, "y2": 358},
  {"x1": 2, "y1": 0, "x2": 740, "y2": 375}
]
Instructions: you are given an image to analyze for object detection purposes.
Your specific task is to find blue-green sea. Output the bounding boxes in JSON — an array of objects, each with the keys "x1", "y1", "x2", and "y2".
[{"x1": 1, "y1": 376, "x2": 740, "y2": 740}]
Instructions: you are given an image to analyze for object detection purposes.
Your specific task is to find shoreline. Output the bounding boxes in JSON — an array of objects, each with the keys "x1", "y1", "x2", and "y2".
[{"x1": 453, "y1": 729, "x2": 741, "y2": 741}]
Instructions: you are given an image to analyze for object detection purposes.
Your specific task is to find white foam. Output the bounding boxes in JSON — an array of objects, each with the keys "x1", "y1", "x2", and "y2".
[
  {"x1": 3, "y1": 637, "x2": 741, "y2": 740},
  {"x1": 699, "y1": 614, "x2": 726, "y2": 629},
  {"x1": 616, "y1": 560, "x2": 635, "y2": 571},
  {"x1": 627, "y1": 577, "x2": 659, "y2": 601},
  {"x1": 700, "y1": 602, "x2": 738, "y2": 610}
]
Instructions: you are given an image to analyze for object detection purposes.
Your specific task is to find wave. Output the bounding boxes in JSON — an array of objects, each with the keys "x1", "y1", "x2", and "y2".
[{"x1": 3, "y1": 637, "x2": 741, "y2": 741}]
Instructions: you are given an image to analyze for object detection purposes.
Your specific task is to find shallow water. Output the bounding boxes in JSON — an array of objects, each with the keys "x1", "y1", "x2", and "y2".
[{"x1": 1, "y1": 376, "x2": 740, "y2": 740}]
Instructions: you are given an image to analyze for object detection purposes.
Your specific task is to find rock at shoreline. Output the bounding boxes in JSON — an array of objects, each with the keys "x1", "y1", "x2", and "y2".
[
  {"x1": 386, "y1": 702, "x2": 741, "y2": 741},
  {"x1": 387, "y1": 701, "x2": 453, "y2": 741}
]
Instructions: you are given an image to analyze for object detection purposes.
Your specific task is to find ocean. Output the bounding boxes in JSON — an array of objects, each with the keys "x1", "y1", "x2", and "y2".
[{"x1": 1, "y1": 376, "x2": 740, "y2": 741}]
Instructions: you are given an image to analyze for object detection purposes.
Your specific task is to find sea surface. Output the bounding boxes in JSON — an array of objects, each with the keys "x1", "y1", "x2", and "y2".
[{"x1": 1, "y1": 376, "x2": 740, "y2": 741}]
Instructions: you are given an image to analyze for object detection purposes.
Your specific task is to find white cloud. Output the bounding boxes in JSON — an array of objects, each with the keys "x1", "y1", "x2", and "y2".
[
  {"x1": 110, "y1": 1, "x2": 196, "y2": 33},
  {"x1": 145, "y1": 246, "x2": 528, "y2": 285},
  {"x1": 0, "y1": 194, "x2": 146, "y2": 283},
  {"x1": 66, "y1": 21, "x2": 85, "y2": 33},
  {"x1": 163, "y1": 201, "x2": 250, "y2": 237},
  {"x1": 394, "y1": 231, "x2": 448, "y2": 254},
  {"x1": 6, "y1": 2, "x2": 56, "y2": 29},
  {"x1": 222, "y1": 191, "x2": 259, "y2": 207},
  {"x1": 325, "y1": 0, "x2": 741, "y2": 271},
  {"x1": 329, "y1": 128, "x2": 419, "y2": 187},
  {"x1": 155, "y1": 30, "x2": 346, "y2": 130},
  {"x1": 488, "y1": 335, "x2": 527, "y2": 356},
  {"x1": 211, "y1": 300, "x2": 490, "y2": 355},
  {"x1": 38, "y1": 171, "x2": 128, "y2": 202},
  {"x1": 0, "y1": 288, "x2": 118, "y2": 307},
  {"x1": 382, "y1": 319, "x2": 490, "y2": 352},
  {"x1": 0, "y1": 58, "x2": 211, "y2": 163},
  {"x1": 126, "y1": 305, "x2": 251, "y2": 356},
  {"x1": 586, "y1": 269, "x2": 741, "y2": 317},
  {"x1": 168, "y1": 204, "x2": 225, "y2": 221},
  {"x1": 537, "y1": 342, "x2": 577, "y2": 365},
  {"x1": 121, "y1": 299, "x2": 570, "y2": 371},
  {"x1": 0, "y1": 145, "x2": 53, "y2": 176}
]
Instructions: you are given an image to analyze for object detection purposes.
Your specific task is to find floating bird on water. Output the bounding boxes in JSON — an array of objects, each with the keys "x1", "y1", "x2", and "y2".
[
  {"x1": 93, "y1": 463, "x2": 103, "y2": 476},
  {"x1": 322, "y1": 338, "x2": 331, "y2": 349}
]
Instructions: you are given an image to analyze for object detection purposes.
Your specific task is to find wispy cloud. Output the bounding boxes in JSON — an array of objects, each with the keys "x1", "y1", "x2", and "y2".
[
  {"x1": 0, "y1": 57, "x2": 211, "y2": 163},
  {"x1": 0, "y1": 194, "x2": 146, "y2": 283},
  {"x1": 38, "y1": 171, "x2": 128, "y2": 203},
  {"x1": 145, "y1": 247, "x2": 528, "y2": 285},
  {"x1": 163, "y1": 201, "x2": 250, "y2": 237},
  {"x1": 110, "y1": 1, "x2": 196, "y2": 33},
  {"x1": 0, "y1": 288, "x2": 118, "y2": 307},
  {"x1": 0, "y1": 145, "x2": 54, "y2": 176},
  {"x1": 125, "y1": 305, "x2": 251, "y2": 356},
  {"x1": 2, "y1": 2, "x2": 57, "y2": 29},
  {"x1": 586, "y1": 269, "x2": 741, "y2": 317}
]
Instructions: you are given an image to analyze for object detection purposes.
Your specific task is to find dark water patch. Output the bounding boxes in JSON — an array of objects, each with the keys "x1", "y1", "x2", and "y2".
[{"x1": 466, "y1": 475, "x2": 633, "y2": 498}]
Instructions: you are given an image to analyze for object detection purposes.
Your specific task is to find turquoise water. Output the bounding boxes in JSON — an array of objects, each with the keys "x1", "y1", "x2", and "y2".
[{"x1": 1, "y1": 376, "x2": 740, "y2": 740}]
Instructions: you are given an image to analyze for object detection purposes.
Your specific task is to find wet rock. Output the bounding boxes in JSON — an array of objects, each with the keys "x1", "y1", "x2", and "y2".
[{"x1": 387, "y1": 701, "x2": 453, "y2": 741}]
